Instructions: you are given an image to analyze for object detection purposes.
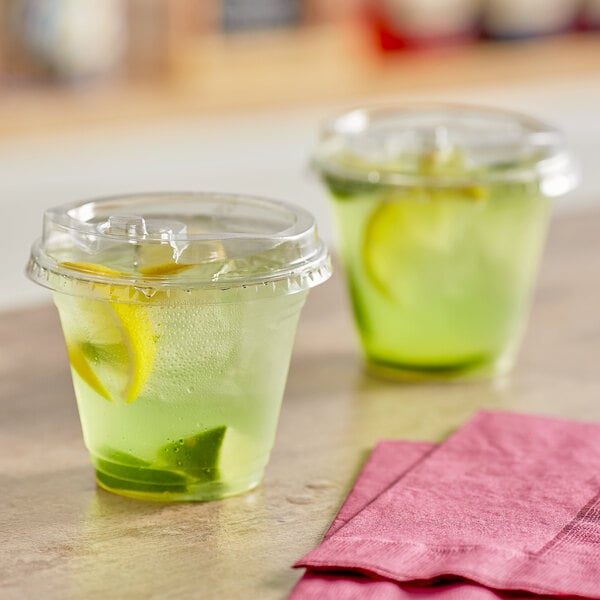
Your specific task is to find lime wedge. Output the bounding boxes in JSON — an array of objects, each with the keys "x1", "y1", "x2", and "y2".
[
  {"x1": 95, "y1": 448, "x2": 188, "y2": 493},
  {"x1": 218, "y1": 428, "x2": 258, "y2": 482},
  {"x1": 158, "y1": 426, "x2": 227, "y2": 482},
  {"x1": 59, "y1": 261, "x2": 157, "y2": 403},
  {"x1": 157, "y1": 426, "x2": 258, "y2": 485}
]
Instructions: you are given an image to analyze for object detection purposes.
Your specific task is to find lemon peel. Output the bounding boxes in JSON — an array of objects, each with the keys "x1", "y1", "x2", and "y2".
[
  {"x1": 67, "y1": 343, "x2": 112, "y2": 401},
  {"x1": 61, "y1": 261, "x2": 130, "y2": 278},
  {"x1": 363, "y1": 189, "x2": 481, "y2": 301},
  {"x1": 60, "y1": 261, "x2": 157, "y2": 403},
  {"x1": 138, "y1": 262, "x2": 194, "y2": 277},
  {"x1": 111, "y1": 302, "x2": 156, "y2": 403}
]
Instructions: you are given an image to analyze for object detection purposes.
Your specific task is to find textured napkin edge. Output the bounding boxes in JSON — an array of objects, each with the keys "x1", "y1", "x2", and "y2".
[
  {"x1": 297, "y1": 536, "x2": 580, "y2": 597},
  {"x1": 325, "y1": 440, "x2": 437, "y2": 539},
  {"x1": 293, "y1": 440, "x2": 436, "y2": 569}
]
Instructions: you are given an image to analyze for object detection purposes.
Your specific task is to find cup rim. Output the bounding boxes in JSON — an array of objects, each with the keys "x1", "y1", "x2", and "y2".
[
  {"x1": 27, "y1": 191, "x2": 332, "y2": 295},
  {"x1": 313, "y1": 102, "x2": 579, "y2": 196}
]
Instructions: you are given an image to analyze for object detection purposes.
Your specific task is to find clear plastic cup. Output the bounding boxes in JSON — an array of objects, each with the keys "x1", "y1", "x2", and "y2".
[
  {"x1": 27, "y1": 192, "x2": 331, "y2": 501},
  {"x1": 313, "y1": 104, "x2": 578, "y2": 380}
]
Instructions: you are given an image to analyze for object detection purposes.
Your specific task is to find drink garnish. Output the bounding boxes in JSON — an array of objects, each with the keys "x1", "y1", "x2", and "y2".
[{"x1": 59, "y1": 261, "x2": 157, "y2": 403}]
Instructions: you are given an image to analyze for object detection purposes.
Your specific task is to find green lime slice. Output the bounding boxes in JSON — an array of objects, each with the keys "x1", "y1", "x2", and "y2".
[
  {"x1": 95, "y1": 449, "x2": 188, "y2": 493},
  {"x1": 158, "y1": 426, "x2": 227, "y2": 482},
  {"x1": 323, "y1": 174, "x2": 374, "y2": 200}
]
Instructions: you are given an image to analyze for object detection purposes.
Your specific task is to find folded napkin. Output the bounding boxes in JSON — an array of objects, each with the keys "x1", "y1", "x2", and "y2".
[
  {"x1": 294, "y1": 411, "x2": 600, "y2": 598},
  {"x1": 293, "y1": 572, "x2": 513, "y2": 599},
  {"x1": 292, "y1": 440, "x2": 509, "y2": 599},
  {"x1": 326, "y1": 441, "x2": 435, "y2": 539}
]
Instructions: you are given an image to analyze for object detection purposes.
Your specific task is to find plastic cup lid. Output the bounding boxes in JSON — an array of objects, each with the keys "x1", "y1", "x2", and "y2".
[
  {"x1": 27, "y1": 192, "x2": 331, "y2": 296},
  {"x1": 314, "y1": 103, "x2": 579, "y2": 197}
]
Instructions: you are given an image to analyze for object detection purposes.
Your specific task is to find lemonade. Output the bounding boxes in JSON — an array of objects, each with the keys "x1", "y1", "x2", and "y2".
[
  {"x1": 328, "y1": 177, "x2": 549, "y2": 378},
  {"x1": 314, "y1": 105, "x2": 577, "y2": 379},
  {"x1": 27, "y1": 193, "x2": 331, "y2": 500},
  {"x1": 53, "y1": 282, "x2": 307, "y2": 500}
]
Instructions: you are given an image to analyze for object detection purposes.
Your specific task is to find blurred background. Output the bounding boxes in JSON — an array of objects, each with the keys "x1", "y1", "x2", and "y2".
[{"x1": 1, "y1": 0, "x2": 599, "y2": 311}]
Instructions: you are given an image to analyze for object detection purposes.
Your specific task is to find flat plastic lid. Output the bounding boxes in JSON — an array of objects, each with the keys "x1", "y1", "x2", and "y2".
[
  {"x1": 314, "y1": 104, "x2": 579, "y2": 197},
  {"x1": 27, "y1": 192, "x2": 331, "y2": 293}
]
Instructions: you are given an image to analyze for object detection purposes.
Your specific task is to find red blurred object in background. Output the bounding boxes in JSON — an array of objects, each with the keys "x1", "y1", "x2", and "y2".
[
  {"x1": 581, "y1": 0, "x2": 600, "y2": 29},
  {"x1": 368, "y1": 0, "x2": 481, "y2": 51}
]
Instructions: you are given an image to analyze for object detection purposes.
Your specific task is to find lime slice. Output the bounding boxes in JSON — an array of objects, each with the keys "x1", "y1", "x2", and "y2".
[
  {"x1": 59, "y1": 261, "x2": 157, "y2": 403},
  {"x1": 363, "y1": 189, "x2": 482, "y2": 300},
  {"x1": 95, "y1": 448, "x2": 188, "y2": 493},
  {"x1": 157, "y1": 426, "x2": 256, "y2": 485},
  {"x1": 218, "y1": 428, "x2": 258, "y2": 482},
  {"x1": 158, "y1": 426, "x2": 227, "y2": 482}
]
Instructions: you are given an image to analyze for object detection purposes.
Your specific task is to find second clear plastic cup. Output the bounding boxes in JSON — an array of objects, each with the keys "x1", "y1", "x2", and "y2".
[
  {"x1": 314, "y1": 104, "x2": 578, "y2": 380},
  {"x1": 27, "y1": 192, "x2": 331, "y2": 501}
]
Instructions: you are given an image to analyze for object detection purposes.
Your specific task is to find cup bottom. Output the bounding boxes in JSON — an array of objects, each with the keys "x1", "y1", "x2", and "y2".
[
  {"x1": 366, "y1": 353, "x2": 514, "y2": 383},
  {"x1": 94, "y1": 462, "x2": 264, "y2": 502}
]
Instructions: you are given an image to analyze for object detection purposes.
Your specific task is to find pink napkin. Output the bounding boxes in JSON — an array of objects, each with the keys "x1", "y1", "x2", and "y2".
[
  {"x1": 293, "y1": 572, "x2": 514, "y2": 599},
  {"x1": 294, "y1": 411, "x2": 600, "y2": 598},
  {"x1": 326, "y1": 441, "x2": 435, "y2": 538},
  {"x1": 292, "y1": 440, "x2": 509, "y2": 599}
]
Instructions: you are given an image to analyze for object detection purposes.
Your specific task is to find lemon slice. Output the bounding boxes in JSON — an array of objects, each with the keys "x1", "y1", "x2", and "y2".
[
  {"x1": 58, "y1": 261, "x2": 157, "y2": 403},
  {"x1": 61, "y1": 261, "x2": 130, "y2": 279},
  {"x1": 67, "y1": 343, "x2": 112, "y2": 401},
  {"x1": 111, "y1": 302, "x2": 156, "y2": 403},
  {"x1": 135, "y1": 244, "x2": 193, "y2": 277},
  {"x1": 136, "y1": 241, "x2": 226, "y2": 277},
  {"x1": 139, "y1": 263, "x2": 194, "y2": 277},
  {"x1": 363, "y1": 188, "x2": 482, "y2": 300}
]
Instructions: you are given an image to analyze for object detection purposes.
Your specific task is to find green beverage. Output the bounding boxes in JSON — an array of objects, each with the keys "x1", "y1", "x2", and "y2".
[
  {"x1": 27, "y1": 193, "x2": 331, "y2": 501},
  {"x1": 314, "y1": 105, "x2": 577, "y2": 380}
]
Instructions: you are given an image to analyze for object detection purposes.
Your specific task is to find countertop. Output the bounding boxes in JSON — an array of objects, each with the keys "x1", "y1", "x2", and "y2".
[{"x1": 1, "y1": 209, "x2": 600, "y2": 599}]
